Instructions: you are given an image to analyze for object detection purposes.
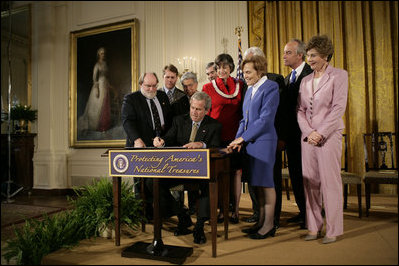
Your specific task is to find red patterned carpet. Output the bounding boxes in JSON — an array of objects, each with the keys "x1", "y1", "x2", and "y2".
[{"x1": 1, "y1": 203, "x2": 63, "y2": 227}]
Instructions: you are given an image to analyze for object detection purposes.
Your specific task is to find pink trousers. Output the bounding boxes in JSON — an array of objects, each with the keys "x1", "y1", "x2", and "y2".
[{"x1": 301, "y1": 130, "x2": 343, "y2": 237}]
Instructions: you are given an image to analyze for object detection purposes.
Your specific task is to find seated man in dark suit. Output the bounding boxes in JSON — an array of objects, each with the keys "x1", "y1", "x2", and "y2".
[
  {"x1": 153, "y1": 91, "x2": 222, "y2": 244},
  {"x1": 170, "y1": 72, "x2": 200, "y2": 214}
]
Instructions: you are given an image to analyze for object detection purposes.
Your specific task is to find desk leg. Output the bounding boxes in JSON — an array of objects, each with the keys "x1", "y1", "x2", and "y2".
[
  {"x1": 146, "y1": 178, "x2": 165, "y2": 254},
  {"x1": 209, "y1": 181, "x2": 217, "y2": 258},
  {"x1": 222, "y1": 172, "x2": 230, "y2": 240},
  {"x1": 113, "y1": 176, "x2": 121, "y2": 246}
]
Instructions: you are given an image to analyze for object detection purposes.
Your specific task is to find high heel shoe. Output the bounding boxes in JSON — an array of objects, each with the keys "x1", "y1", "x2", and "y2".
[
  {"x1": 248, "y1": 227, "x2": 276, "y2": 239},
  {"x1": 241, "y1": 226, "x2": 260, "y2": 234}
]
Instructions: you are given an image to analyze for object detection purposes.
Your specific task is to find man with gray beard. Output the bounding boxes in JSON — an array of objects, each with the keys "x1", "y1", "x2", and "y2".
[{"x1": 122, "y1": 72, "x2": 177, "y2": 221}]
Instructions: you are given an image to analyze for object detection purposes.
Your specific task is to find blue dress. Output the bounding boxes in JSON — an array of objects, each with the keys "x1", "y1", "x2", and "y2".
[{"x1": 236, "y1": 78, "x2": 279, "y2": 187}]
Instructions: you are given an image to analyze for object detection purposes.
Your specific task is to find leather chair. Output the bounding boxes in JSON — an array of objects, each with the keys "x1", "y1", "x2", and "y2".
[
  {"x1": 363, "y1": 132, "x2": 398, "y2": 216},
  {"x1": 341, "y1": 134, "x2": 362, "y2": 218}
]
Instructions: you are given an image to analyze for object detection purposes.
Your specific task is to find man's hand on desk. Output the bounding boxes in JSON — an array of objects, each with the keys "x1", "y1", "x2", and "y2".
[
  {"x1": 134, "y1": 138, "x2": 146, "y2": 148},
  {"x1": 153, "y1": 137, "x2": 165, "y2": 148},
  {"x1": 183, "y1": 142, "x2": 205, "y2": 149}
]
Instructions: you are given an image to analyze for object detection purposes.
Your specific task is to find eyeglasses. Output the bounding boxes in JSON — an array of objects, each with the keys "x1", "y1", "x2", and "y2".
[{"x1": 143, "y1": 84, "x2": 158, "y2": 89}]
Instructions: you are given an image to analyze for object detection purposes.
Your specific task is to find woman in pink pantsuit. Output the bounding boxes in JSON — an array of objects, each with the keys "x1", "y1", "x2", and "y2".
[{"x1": 297, "y1": 35, "x2": 348, "y2": 244}]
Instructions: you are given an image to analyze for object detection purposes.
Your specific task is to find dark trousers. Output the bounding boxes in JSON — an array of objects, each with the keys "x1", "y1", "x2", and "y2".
[
  {"x1": 285, "y1": 136, "x2": 306, "y2": 218},
  {"x1": 145, "y1": 178, "x2": 210, "y2": 220},
  {"x1": 248, "y1": 148, "x2": 282, "y2": 227}
]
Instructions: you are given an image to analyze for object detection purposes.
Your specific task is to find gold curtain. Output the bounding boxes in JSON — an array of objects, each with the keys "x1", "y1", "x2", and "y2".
[{"x1": 249, "y1": 1, "x2": 398, "y2": 193}]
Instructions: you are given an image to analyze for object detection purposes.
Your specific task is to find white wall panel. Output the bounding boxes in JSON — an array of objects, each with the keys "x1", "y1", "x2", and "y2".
[{"x1": 71, "y1": 1, "x2": 137, "y2": 29}]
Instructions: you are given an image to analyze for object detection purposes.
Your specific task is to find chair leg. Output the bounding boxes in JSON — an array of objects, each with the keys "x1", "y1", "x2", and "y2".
[
  {"x1": 343, "y1": 184, "x2": 348, "y2": 209},
  {"x1": 356, "y1": 184, "x2": 362, "y2": 218},
  {"x1": 365, "y1": 183, "x2": 371, "y2": 217}
]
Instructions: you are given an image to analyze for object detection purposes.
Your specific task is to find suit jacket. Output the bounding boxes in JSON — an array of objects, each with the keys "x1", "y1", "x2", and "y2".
[
  {"x1": 236, "y1": 79, "x2": 280, "y2": 162},
  {"x1": 241, "y1": 73, "x2": 284, "y2": 139},
  {"x1": 121, "y1": 90, "x2": 173, "y2": 147},
  {"x1": 162, "y1": 113, "x2": 222, "y2": 148},
  {"x1": 297, "y1": 64, "x2": 348, "y2": 141},
  {"x1": 267, "y1": 73, "x2": 285, "y2": 139},
  {"x1": 280, "y1": 63, "x2": 313, "y2": 141},
  {"x1": 158, "y1": 87, "x2": 186, "y2": 104},
  {"x1": 171, "y1": 95, "x2": 190, "y2": 116}
]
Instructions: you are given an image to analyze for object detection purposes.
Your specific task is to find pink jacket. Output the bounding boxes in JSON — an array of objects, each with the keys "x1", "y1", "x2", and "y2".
[{"x1": 297, "y1": 64, "x2": 348, "y2": 141}]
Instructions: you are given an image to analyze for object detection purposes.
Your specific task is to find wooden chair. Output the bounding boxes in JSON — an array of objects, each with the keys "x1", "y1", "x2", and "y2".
[
  {"x1": 363, "y1": 132, "x2": 398, "y2": 216},
  {"x1": 341, "y1": 134, "x2": 362, "y2": 218}
]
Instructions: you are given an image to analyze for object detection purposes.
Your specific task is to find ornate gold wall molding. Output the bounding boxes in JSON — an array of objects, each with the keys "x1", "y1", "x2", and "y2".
[{"x1": 248, "y1": 1, "x2": 265, "y2": 50}]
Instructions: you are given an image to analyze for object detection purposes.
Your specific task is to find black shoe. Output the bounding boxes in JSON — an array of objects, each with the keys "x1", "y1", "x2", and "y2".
[
  {"x1": 230, "y1": 215, "x2": 239, "y2": 224},
  {"x1": 241, "y1": 226, "x2": 260, "y2": 234},
  {"x1": 193, "y1": 227, "x2": 206, "y2": 244},
  {"x1": 174, "y1": 227, "x2": 193, "y2": 236},
  {"x1": 217, "y1": 214, "x2": 224, "y2": 224},
  {"x1": 244, "y1": 213, "x2": 259, "y2": 223},
  {"x1": 178, "y1": 213, "x2": 193, "y2": 228},
  {"x1": 287, "y1": 214, "x2": 305, "y2": 224},
  {"x1": 248, "y1": 227, "x2": 276, "y2": 239}
]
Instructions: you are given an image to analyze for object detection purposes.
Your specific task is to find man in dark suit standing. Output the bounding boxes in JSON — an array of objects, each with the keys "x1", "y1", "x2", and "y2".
[
  {"x1": 171, "y1": 72, "x2": 198, "y2": 116},
  {"x1": 281, "y1": 39, "x2": 313, "y2": 228},
  {"x1": 121, "y1": 72, "x2": 173, "y2": 220},
  {"x1": 159, "y1": 64, "x2": 186, "y2": 104},
  {"x1": 122, "y1": 72, "x2": 172, "y2": 147},
  {"x1": 153, "y1": 91, "x2": 222, "y2": 244}
]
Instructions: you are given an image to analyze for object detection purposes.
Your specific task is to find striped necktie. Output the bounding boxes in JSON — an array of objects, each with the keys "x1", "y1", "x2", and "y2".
[{"x1": 167, "y1": 90, "x2": 173, "y2": 103}]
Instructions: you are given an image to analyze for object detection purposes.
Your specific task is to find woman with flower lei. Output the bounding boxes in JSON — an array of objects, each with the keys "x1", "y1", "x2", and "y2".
[{"x1": 202, "y1": 53, "x2": 245, "y2": 224}]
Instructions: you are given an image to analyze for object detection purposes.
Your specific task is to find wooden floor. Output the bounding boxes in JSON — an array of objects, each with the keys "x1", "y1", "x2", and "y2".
[{"x1": 1, "y1": 191, "x2": 398, "y2": 265}]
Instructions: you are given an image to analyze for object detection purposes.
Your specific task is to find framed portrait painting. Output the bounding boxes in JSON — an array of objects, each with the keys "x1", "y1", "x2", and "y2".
[{"x1": 69, "y1": 19, "x2": 138, "y2": 148}]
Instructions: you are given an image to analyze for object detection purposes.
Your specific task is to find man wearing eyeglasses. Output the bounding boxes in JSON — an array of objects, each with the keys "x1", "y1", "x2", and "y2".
[
  {"x1": 121, "y1": 72, "x2": 173, "y2": 220},
  {"x1": 122, "y1": 72, "x2": 173, "y2": 148}
]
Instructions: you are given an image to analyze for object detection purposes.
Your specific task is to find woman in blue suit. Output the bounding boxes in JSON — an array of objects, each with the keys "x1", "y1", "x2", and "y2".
[{"x1": 227, "y1": 55, "x2": 279, "y2": 239}]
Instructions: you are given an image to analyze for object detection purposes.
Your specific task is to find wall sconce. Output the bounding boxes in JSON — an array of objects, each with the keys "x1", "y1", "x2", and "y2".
[{"x1": 177, "y1": 56, "x2": 198, "y2": 75}]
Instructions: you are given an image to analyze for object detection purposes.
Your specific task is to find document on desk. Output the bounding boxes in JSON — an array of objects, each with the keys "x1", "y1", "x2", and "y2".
[{"x1": 109, "y1": 149, "x2": 210, "y2": 179}]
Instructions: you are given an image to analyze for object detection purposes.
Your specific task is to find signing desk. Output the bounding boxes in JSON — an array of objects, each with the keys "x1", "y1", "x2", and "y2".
[{"x1": 107, "y1": 148, "x2": 230, "y2": 263}]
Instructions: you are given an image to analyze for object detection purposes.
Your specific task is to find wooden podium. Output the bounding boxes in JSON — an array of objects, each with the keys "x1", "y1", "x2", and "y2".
[{"x1": 107, "y1": 148, "x2": 231, "y2": 263}]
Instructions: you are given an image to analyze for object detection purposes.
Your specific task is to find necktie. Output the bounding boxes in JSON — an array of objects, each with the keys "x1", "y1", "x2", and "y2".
[
  {"x1": 189, "y1": 122, "x2": 199, "y2": 142},
  {"x1": 150, "y1": 99, "x2": 162, "y2": 136},
  {"x1": 167, "y1": 90, "x2": 173, "y2": 103},
  {"x1": 290, "y1": 70, "x2": 297, "y2": 84}
]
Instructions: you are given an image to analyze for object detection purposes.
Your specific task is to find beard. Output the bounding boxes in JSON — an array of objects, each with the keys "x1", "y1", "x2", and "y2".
[{"x1": 140, "y1": 88, "x2": 157, "y2": 99}]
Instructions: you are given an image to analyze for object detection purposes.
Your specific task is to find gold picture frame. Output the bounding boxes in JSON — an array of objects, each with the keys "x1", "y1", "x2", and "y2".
[{"x1": 69, "y1": 19, "x2": 138, "y2": 148}]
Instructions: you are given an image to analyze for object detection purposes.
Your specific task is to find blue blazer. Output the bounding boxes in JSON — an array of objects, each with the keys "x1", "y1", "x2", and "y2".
[{"x1": 236, "y1": 78, "x2": 279, "y2": 162}]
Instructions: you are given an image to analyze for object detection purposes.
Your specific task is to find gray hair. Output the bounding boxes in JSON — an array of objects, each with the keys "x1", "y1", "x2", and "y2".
[
  {"x1": 190, "y1": 91, "x2": 212, "y2": 111},
  {"x1": 138, "y1": 72, "x2": 158, "y2": 85},
  {"x1": 206, "y1": 62, "x2": 216, "y2": 69},
  {"x1": 290, "y1": 39, "x2": 306, "y2": 61},
  {"x1": 180, "y1": 72, "x2": 198, "y2": 85},
  {"x1": 244, "y1": 46, "x2": 265, "y2": 59}
]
